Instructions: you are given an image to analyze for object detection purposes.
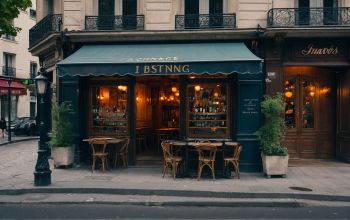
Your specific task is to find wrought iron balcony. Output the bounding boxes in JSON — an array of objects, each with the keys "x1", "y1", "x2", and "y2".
[
  {"x1": 267, "y1": 7, "x2": 350, "y2": 27},
  {"x1": 175, "y1": 14, "x2": 236, "y2": 30},
  {"x1": 29, "y1": 14, "x2": 62, "y2": 48},
  {"x1": 85, "y1": 15, "x2": 145, "y2": 31},
  {"x1": 2, "y1": 67, "x2": 16, "y2": 77}
]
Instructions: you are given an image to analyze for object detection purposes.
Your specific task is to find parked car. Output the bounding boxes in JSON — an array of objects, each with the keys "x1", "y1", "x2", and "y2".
[
  {"x1": 10, "y1": 117, "x2": 30, "y2": 131},
  {"x1": 13, "y1": 118, "x2": 37, "y2": 136}
]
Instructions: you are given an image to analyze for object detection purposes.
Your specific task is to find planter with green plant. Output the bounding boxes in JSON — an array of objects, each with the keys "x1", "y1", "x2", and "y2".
[
  {"x1": 49, "y1": 102, "x2": 75, "y2": 168},
  {"x1": 256, "y1": 93, "x2": 289, "y2": 178}
]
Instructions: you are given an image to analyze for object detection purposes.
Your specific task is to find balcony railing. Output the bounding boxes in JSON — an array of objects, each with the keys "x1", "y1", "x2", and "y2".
[
  {"x1": 175, "y1": 14, "x2": 236, "y2": 30},
  {"x1": 85, "y1": 15, "x2": 145, "y2": 31},
  {"x1": 2, "y1": 67, "x2": 16, "y2": 77},
  {"x1": 267, "y1": 7, "x2": 350, "y2": 27},
  {"x1": 29, "y1": 14, "x2": 62, "y2": 48}
]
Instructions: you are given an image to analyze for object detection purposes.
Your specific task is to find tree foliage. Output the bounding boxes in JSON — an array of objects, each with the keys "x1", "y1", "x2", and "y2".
[
  {"x1": 48, "y1": 102, "x2": 74, "y2": 148},
  {"x1": 0, "y1": 0, "x2": 32, "y2": 36},
  {"x1": 255, "y1": 93, "x2": 288, "y2": 156}
]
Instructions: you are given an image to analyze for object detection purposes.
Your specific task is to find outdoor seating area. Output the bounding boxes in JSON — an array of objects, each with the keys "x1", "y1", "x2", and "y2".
[
  {"x1": 161, "y1": 140, "x2": 242, "y2": 180},
  {"x1": 82, "y1": 136, "x2": 242, "y2": 180},
  {"x1": 83, "y1": 137, "x2": 130, "y2": 172}
]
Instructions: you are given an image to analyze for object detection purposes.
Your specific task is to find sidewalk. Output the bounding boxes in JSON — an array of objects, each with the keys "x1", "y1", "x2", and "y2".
[
  {"x1": 1, "y1": 140, "x2": 350, "y2": 207},
  {"x1": 0, "y1": 133, "x2": 38, "y2": 146}
]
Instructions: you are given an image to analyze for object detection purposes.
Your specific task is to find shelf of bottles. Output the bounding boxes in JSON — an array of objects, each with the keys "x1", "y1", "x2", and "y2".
[
  {"x1": 91, "y1": 85, "x2": 128, "y2": 135},
  {"x1": 187, "y1": 83, "x2": 229, "y2": 138}
]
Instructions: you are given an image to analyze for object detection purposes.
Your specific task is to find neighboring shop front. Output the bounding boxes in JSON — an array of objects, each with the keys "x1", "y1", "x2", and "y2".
[
  {"x1": 265, "y1": 38, "x2": 350, "y2": 162},
  {"x1": 57, "y1": 42, "x2": 264, "y2": 171}
]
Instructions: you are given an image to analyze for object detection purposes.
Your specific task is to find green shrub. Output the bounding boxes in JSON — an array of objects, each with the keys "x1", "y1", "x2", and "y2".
[
  {"x1": 255, "y1": 93, "x2": 288, "y2": 156},
  {"x1": 48, "y1": 102, "x2": 74, "y2": 148}
]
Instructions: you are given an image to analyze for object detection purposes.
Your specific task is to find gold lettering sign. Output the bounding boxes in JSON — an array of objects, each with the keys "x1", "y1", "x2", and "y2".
[
  {"x1": 301, "y1": 44, "x2": 339, "y2": 56},
  {"x1": 135, "y1": 64, "x2": 190, "y2": 74}
]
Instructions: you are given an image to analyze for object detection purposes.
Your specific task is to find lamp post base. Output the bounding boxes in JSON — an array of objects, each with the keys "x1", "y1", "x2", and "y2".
[{"x1": 34, "y1": 171, "x2": 51, "y2": 186}]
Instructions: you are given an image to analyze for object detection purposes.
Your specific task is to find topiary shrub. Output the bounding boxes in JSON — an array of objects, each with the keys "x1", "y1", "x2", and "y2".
[
  {"x1": 255, "y1": 93, "x2": 288, "y2": 156},
  {"x1": 48, "y1": 102, "x2": 74, "y2": 148}
]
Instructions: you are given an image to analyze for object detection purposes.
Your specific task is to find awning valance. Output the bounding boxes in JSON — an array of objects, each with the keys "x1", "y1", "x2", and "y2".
[
  {"x1": 57, "y1": 42, "x2": 262, "y2": 77},
  {"x1": 0, "y1": 79, "x2": 27, "y2": 96}
]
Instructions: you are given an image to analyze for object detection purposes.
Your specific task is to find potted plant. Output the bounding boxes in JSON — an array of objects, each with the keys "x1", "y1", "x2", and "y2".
[
  {"x1": 256, "y1": 93, "x2": 289, "y2": 178},
  {"x1": 49, "y1": 102, "x2": 75, "y2": 168}
]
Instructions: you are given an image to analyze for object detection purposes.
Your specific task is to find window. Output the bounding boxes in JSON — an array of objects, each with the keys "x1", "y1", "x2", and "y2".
[
  {"x1": 209, "y1": 0, "x2": 223, "y2": 27},
  {"x1": 187, "y1": 82, "x2": 229, "y2": 138},
  {"x1": 30, "y1": 9, "x2": 37, "y2": 19},
  {"x1": 122, "y1": 0, "x2": 137, "y2": 29},
  {"x1": 30, "y1": 62, "x2": 37, "y2": 79},
  {"x1": 184, "y1": 0, "x2": 199, "y2": 28},
  {"x1": 1, "y1": 20, "x2": 15, "y2": 41},
  {"x1": 90, "y1": 84, "x2": 129, "y2": 135},
  {"x1": 47, "y1": 0, "x2": 53, "y2": 15},
  {"x1": 2, "y1": 53, "x2": 16, "y2": 77}
]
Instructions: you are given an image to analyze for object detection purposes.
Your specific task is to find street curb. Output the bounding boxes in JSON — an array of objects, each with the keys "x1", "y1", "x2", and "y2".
[
  {"x1": 0, "y1": 188, "x2": 349, "y2": 202},
  {"x1": 0, "y1": 200, "x2": 303, "y2": 207},
  {"x1": 0, "y1": 137, "x2": 39, "y2": 146}
]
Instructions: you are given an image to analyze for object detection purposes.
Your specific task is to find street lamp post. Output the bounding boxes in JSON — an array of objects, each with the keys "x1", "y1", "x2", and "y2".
[
  {"x1": 34, "y1": 72, "x2": 51, "y2": 186},
  {"x1": 7, "y1": 77, "x2": 12, "y2": 142}
]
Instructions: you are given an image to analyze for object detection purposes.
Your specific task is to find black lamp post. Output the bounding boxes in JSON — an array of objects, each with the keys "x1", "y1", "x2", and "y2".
[
  {"x1": 34, "y1": 72, "x2": 51, "y2": 186},
  {"x1": 7, "y1": 77, "x2": 12, "y2": 142}
]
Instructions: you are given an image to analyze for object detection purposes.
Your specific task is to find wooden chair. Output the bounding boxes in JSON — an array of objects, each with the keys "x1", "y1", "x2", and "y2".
[
  {"x1": 161, "y1": 140, "x2": 183, "y2": 179},
  {"x1": 114, "y1": 138, "x2": 129, "y2": 168},
  {"x1": 196, "y1": 141, "x2": 217, "y2": 180},
  {"x1": 224, "y1": 144, "x2": 242, "y2": 179},
  {"x1": 89, "y1": 138, "x2": 109, "y2": 172}
]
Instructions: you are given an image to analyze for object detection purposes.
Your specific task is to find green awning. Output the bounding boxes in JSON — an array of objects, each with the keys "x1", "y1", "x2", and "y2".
[{"x1": 57, "y1": 42, "x2": 262, "y2": 76}]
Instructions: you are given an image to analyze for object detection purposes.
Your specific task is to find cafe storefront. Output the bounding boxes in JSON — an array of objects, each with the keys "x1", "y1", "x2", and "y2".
[
  {"x1": 265, "y1": 38, "x2": 350, "y2": 162},
  {"x1": 57, "y1": 42, "x2": 264, "y2": 172}
]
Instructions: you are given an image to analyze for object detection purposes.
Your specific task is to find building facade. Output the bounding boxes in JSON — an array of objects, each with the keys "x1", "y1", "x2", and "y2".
[
  {"x1": 29, "y1": 0, "x2": 350, "y2": 171},
  {"x1": 0, "y1": 0, "x2": 39, "y2": 121},
  {"x1": 264, "y1": 0, "x2": 350, "y2": 162}
]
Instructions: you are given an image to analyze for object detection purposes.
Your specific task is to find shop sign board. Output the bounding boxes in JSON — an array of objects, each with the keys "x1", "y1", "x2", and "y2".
[{"x1": 285, "y1": 40, "x2": 349, "y2": 63}]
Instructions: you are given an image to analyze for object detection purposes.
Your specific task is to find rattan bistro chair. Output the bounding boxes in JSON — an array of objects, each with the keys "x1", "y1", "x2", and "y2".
[
  {"x1": 224, "y1": 144, "x2": 242, "y2": 179},
  {"x1": 89, "y1": 138, "x2": 109, "y2": 172},
  {"x1": 161, "y1": 140, "x2": 183, "y2": 179},
  {"x1": 114, "y1": 138, "x2": 130, "y2": 168},
  {"x1": 196, "y1": 141, "x2": 217, "y2": 180}
]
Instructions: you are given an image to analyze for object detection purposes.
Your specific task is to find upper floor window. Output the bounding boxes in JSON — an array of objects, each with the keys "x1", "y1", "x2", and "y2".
[
  {"x1": 2, "y1": 53, "x2": 16, "y2": 77},
  {"x1": 47, "y1": 0, "x2": 53, "y2": 14},
  {"x1": 30, "y1": 62, "x2": 37, "y2": 79},
  {"x1": 1, "y1": 20, "x2": 15, "y2": 41},
  {"x1": 30, "y1": 9, "x2": 37, "y2": 19},
  {"x1": 96, "y1": 0, "x2": 138, "y2": 30}
]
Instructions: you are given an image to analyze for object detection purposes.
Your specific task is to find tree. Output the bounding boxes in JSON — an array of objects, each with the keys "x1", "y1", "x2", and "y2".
[{"x1": 0, "y1": 0, "x2": 32, "y2": 36}]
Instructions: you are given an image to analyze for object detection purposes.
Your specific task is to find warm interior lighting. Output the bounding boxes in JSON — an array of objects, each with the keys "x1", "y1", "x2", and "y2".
[
  {"x1": 285, "y1": 91, "x2": 293, "y2": 98},
  {"x1": 171, "y1": 86, "x2": 177, "y2": 93},
  {"x1": 310, "y1": 91, "x2": 315, "y2": 97},
  {"x1": 320, "y1": 87, "x2": 331, "y2": 94},
  {"x1": 189, "y1": 76, "x2": 196, "y2": 79},
  {"x1": 136, "y1": 96, "x2": 139, "y2": 102},
  {"x1": 194, "y1": 85, "x2": 201, "y2": 92},
  {"x1": 170, "y1": 95, "x2": 174, "y2": 101},
  {"x1": 175, "y1": 92, "x2": 179, "y2": 97},
  {"x1": 214, "y1": 92, "x2": 219, "y2": 97}
]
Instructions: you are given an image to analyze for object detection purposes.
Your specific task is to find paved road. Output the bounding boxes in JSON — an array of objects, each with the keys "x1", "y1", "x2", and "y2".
[{"x1": 0, "y1": 204, "x2": 349, "y2": 219}]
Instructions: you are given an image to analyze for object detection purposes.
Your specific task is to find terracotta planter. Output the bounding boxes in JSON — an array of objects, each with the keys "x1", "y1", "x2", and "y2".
[
  {"x1": 52, "y1": 146, "x2": 75, "y2": 168},
  {"x1": 261, "y1": 154, "x2": 289, "y2": 178}
]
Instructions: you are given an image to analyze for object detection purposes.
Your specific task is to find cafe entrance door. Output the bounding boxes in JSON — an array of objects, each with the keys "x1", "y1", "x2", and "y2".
[{"x1": 283, "y1": 67, "x2": 336, "y2": 159}]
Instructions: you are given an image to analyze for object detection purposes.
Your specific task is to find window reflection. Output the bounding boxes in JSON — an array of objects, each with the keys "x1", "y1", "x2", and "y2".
[
  {"x1": 91, "y1": 85, "x2": 128, "y2": 135},
  {"x1": 302, "y1": 80, "x2": 315, "y2": 129},
  {"x1": 284, "y1": 79, "x2": 296, "y2": 129},
  {"x1": 187, "y1": 83, "x2": 228, "y2": 138}
]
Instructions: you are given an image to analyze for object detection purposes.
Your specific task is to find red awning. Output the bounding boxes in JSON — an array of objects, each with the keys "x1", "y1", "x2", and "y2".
[{"x1": 0, "y1": 79, "x2": 27, "y2": 96}]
